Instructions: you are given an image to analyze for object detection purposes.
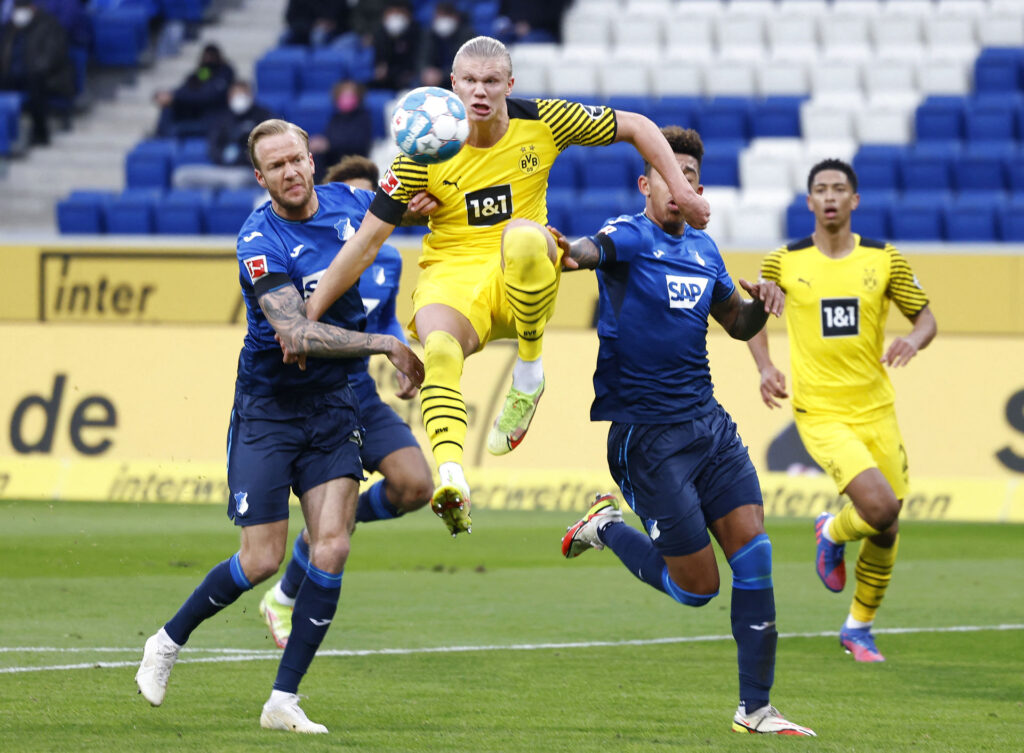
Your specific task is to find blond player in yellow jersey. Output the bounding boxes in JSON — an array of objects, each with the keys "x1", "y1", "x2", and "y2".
[
  {"x1": 747, "y1": 159, "x2": 937, "y2": 662},
  {"x1": 300, "y1": 36, "x2": 710, "y2": 537}
]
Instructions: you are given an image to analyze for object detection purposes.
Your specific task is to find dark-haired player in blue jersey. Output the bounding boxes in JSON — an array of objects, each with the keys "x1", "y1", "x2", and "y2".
[
  {"x1": 258, "y1": 155, "x2": 434, "y2": 650},
  {"x1": 135, "y1": 120, "x2": 424, "y2": 735},
  {"x1": 556, "y1": 126, "x2": 815, "y2": 737}
]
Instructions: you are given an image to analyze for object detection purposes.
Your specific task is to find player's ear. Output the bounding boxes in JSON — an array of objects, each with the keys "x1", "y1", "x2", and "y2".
[
  {"x1": 254, "y1": 168, "x2": 266, "y2": 189},
  {"x1": 638, "y1": 174, "x2": 650, "y2": 196},
  {"x1": 851, "y1": 192, "x2": 860, "y2": 211},
  {"x1": 506, "y1": 75, "x2": 514, "y2": 95}
]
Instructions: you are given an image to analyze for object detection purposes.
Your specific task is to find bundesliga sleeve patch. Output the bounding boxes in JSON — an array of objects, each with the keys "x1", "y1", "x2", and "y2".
[
  {"x1": 381, "y1": 169, "x2": 401, "y2": 196},
  {"x1": 243, "y1": 255, "x2": 268, "y2": 283}
]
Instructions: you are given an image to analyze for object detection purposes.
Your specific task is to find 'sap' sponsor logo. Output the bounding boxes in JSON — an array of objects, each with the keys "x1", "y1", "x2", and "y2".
[
  {"x1": 243, "y1": 255, "x2": 268, "y2": 283},
  {"x1": 301, "y1": 269, "x2": 325, "y2": 300},
  {"x1": 666, "y1": 275, "x2": 708, "y2": 309}
]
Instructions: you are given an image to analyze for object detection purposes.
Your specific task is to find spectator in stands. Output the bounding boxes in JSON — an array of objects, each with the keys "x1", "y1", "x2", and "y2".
[
  {"x1": 417, "y1": 2, "x2": 474, "y2": 89},
  {"x1": 496, "y1": 0, "x2": 571, "y2": 43},
  {"x1": 153, "y1": 43, "x2": 235, "y2": 139},
  {"x1": 283, "y1": 0, "x2": 348, "y2": 47},
  {"x1": 309, "y1": 79, "x2": 373, "y2": 181},
  {"x1": 370, "y1": 1, "x2": 419, "y2": 91},
  {"x1": 37, "y1": 0, "x2": 89, "y2": 47},
  {"x1": 0, "y1": 0, "x2": 75, "y2": 145},
  {"x1": 173, "y1": 81, "x2": 276, "y2": 190}
]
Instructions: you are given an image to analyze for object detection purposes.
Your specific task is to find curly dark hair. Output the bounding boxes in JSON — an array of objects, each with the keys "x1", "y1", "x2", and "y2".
[
  {"x1": 807, "y1": 158, "x2": 858, "y2": 193},
  {"x1": 644, "y1": 126, "x2": 704, "y2": 176},
  {"x1": 322, "y1": 155, "x2": 379, "y2": 186}
]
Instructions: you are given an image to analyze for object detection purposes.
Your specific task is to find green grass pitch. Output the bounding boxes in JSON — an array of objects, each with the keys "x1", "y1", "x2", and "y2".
[{"x1": 1, "y1": 499, "x2": 1022, "y2": 752}]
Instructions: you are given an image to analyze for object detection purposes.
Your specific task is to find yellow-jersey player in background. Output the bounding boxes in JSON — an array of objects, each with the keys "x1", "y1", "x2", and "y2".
[
  {"x1": 747, "y1": 158, "x2": 937, "y2": 662},
  {"x1": 302, "y1": 36, "x2": 711, "y2": 537}
]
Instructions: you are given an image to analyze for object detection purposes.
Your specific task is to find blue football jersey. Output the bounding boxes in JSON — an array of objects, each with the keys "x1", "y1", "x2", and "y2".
[
  {"x1": 590, "y1": 212, "x2": 735, "y2": 423},
  {"x1": 234, "y1": 182, "x2": 372, "y2": 396}
]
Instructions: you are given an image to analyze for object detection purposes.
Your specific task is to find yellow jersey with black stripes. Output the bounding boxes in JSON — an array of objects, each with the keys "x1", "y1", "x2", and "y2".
[
  {"x1": 760, "y1": 235, "x2": 929, "y2": 420},
  {"x1": 369, "y1": 97, "x2": 617, "y2": 266}
]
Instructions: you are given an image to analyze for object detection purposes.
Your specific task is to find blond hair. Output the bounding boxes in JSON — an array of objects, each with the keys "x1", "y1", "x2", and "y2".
[
  {"x1": 452, "y1": 35, "x2": 512, "y2": 78},
  {"x1": 247, "y1": 119, "x2": 310, "y2": 170}
]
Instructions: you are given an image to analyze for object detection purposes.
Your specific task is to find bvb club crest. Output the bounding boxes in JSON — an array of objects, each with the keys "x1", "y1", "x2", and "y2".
[
  {"x1": 519, "y1": 144, "x2": 539, "y2": 174},
  {"x1": 862, "y1": 267, "x2": 878, "y2": 291}
]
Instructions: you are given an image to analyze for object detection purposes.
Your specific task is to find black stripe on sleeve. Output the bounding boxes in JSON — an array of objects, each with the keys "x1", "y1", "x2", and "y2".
[
  {"x1": 595, "y1": 232, "x2": 617, "y2": 266},
  {"x1": 254, "y1": 272, "x2": 293, "y2": 298}
]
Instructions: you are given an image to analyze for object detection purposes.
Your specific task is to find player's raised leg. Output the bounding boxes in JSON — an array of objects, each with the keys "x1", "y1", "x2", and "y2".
[
  {"x1": 416, "y1": 307, "x2": 477, "y2": 536},
  {"x1": 488, "y1": 220, "x2": 559, "y2": 455}
]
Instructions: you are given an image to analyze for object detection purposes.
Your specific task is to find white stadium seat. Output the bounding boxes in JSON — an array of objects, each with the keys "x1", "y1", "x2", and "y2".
[
  {"x1": 561, "y1": 15, "x2": 612, "y2": 48},
  {"x1": 597, "y1": 59, "x2": 652, "y2": 97},
  {"x1": 705, "y1": 59, "x2": 757, "y2": 97},
  {"x1": 757, "y1": 59, "x2": 810, "y2": 97},
  {"x1": 820, "y1": 12, "x2": 870, "y2": 57},
  {"x1": 612, "y1": 17, "x2": 664, "y2": 48},
  {"x1": 650, "y1": 57, "x2": 704, "y2": 97},
  {"x1": 870, "y1": 14, "x2": 922, "y2": 58},
  {"x1": 862, "y1": 58, "x2": 917, "y2": 99},
  {"x1": 767, "y1": 13, "x2": 819, "y2": 53},
  {"x1": 810, "y1": 59, "x2": 863, "y2": 99},
  {"x1": 978, "y1": 13, "x2": 1024, "y2": 46},
  {"x1": 854, "y1": 99, "x2": 919, "y2": 145},
  {"x1": 915, "y1": 55, "x2": 970, "y2": 96},
  {"x1": 739, "y1": 148, "x2": 797, "y2": 194},
  {"x1": 715, "y1": 14, "x2": 766, "y2": 60},
  {"x1": 801, "y1": 101, "x2": 857, "y2": 142},
  {"x1": 548, "y1": 58, "x2": 600, "y2": 97},
  {"x1": 511, "y1": 61, "x2": 549, "y2": 97}
]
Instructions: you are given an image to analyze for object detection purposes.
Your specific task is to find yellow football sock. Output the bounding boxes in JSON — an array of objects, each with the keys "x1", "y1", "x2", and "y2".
[
  {"x1": 503, "y1": 225, "x2": 558, "y2": 362},
  {"x1": 850, "y1": 534, "x2": 900, "y2": 624},
  {"x1": 420, "y1": 331, "x2": 467, "y2": 467},
  {"x1": 829, "y1": 502, "x2": 881, "y2": 543}
]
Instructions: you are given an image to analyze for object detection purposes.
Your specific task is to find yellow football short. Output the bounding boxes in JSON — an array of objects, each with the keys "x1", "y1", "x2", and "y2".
[
  {"x1": 407, "y1": 253, "x2": 561, "y2": 350},
  {"x1": 794, "y1": 407, "x2": 909, "y2": 499}
]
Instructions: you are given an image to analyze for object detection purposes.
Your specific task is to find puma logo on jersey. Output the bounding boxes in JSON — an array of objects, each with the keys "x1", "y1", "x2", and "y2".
[
  {"x1": 666, "y1": 275, "x2": 708, "y2": 309},
  {"x1": 798, "y1": 277, "x2": 812, "y2": 287},
  {"x1": 442, "y1": 176, "x2": 462, "y2": 189}
]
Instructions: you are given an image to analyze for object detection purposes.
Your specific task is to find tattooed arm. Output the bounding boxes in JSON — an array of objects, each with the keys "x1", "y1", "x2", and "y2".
[
  {"x1": 710, "y1": 278, "x2": 784, "y2": 342},
  {"x1": 258, "y1": 284, "x2": 424, "y2": 385},
  {"x1": 546, "y1": 225, "x2": 601, "y2": 271}
]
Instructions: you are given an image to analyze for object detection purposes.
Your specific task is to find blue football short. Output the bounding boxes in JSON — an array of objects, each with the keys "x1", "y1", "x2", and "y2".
[
  {"x1": 349, "y1": 371, "x2": 419, "y2": 473},
  {"x1": 226, "y1": 384, "x2": 364, "y2": 527},
  {"x1": 606, "y1": 403, "x2": 763, "y2": 557}
]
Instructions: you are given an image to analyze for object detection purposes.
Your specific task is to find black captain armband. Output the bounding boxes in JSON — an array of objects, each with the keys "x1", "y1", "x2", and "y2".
[
  {"x1": 594, "y1": 232, "x2": 616, "y2": 265},
  {"x1": 253, "y1": 272, "x2": 293, "y2": 298},
  {"x1": 370, "y1": 189, "x2": 406, "y2": 226}
]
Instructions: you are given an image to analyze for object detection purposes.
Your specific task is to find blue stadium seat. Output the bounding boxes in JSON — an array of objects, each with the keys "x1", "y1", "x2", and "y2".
[
  {"x1": 1007, "y1": 147, "x2": 1024, "y2": 193},
  {"x1": 569, "y1": 189, "x2": 635, "y2": 236},
  {"x1": 750, "y1": 97, "x2": 803, "y2": 138},
  {"x1": 57, "y1": 191, "x2": 112, "y2": 234},
  {"x1": 154, "y1": 188, "x2": 211, "y2": 235},
  {"x1": 944, "y1": 193, "x2": 1004, "y2": 242},
  {"x1": 853, "y1": 192, "x2": 895, "y2": 240},
  {"x1": 964, "y1": 95, "x2": 1020, "y2": 142},
  {"x1": 954, "y1": 142, "x2": 1013, "y2": 193},
  {"x1": 174, "y1": 138, "x2": 211, "y2": 169},
  {"x1": 606, "y1": 96, "x2": 655, "y2": 118},
  {"x1": 255, "y1": 47, "x2": 308, "y2": 99},
  {"x1": 697, "y1": 98, "x2": 751, "y2": 142},
  {"x1": 578, "y1": 142, "x2": 640, "y2": 191},
  {"x1": 545, "y1": 188, "x2": 574, "y2": 232},
  {"x1": 0, "y1": 92, "x2": 20, "y2": 155},
  {"x1": 901, "y1": 142, "x2": 958, "y2": 194},
  {"x1": 914, "y1": 96, "x2": 965, "y2": 142},
  {"x1": 997, "y1": 196, "x2": 1024, "y2": 241},
  {"x1": 105, "y1": 188, "x2": 161, "y2": 234},
  {"x1": 649, "y1": 97, "x2": 698, "y2": 129},
  {"x1": 286, "y1": 93, "x2": 333, "y2": 136},
  {"x1": 204, "y1": 188, "x2": 264, "y2": 235},
  {"x1": 890, "y1": 192, "x2": 948, "y2": 242},
  {"x1": 548, "y1": 149, "x2": 579, "y2": 191},
  {"x1": 701, "y1": 139, "x2": 743, "y2": 186},
  {"x1": 125, "y1": 139, "x2": 176, "y2": 188},
  {"x1": 973, "y1": 48, "x2": 1024, "y2": 93},
  {"x1": 91, "y1": 7, "x2": 149, "y2": 66},
  {"x1": 160, "y1": 0, "x2": 208, "y2": 22},
  {"x1": 853, "y1": 145, "x2": 903, "y2": 191},
  {"x1": 301, "y1": 48, "x2": 351, "y2": 94},
  {"x1": 785, "y1": 195, "x2": 813, "y2": 239},
  {"x1": 364, "y1": 89, "x2": 396, "y2": 140}
]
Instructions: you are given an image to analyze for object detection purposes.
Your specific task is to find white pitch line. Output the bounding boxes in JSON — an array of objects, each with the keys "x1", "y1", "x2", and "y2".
[{"x1": 2, "y1": 623, "x2": 1023, "y2": 675}]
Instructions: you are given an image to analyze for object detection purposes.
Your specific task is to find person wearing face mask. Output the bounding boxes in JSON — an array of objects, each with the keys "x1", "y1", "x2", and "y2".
[
  {"x1": 153, "y1": 43, "x2": 235, "y2": 139},
  {"x1": 370, "y1": 1, "x2": 419, "y2": 91},
  {"x1": 0, "y1": 0, "x2": 75, "y2": 145},
  {"x1": 308, "y1": 79, "x2": 373, "y2": 181},
  {"x1": 416, "y1": 2, "x2": 474, "y2": 89},
  {"x1": 173, "y1": 80, "x2": 277, "y2": 190}
]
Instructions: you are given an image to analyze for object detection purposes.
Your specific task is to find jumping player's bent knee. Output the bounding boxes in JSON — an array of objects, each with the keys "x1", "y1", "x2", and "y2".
[
  {"x1": 503, "y1": 224, "x2": 556, "y2": 280},
  {"x1": 423, "y1": 330, "x2": 463, "y2": 370},
  {"x1": 728, "y1": 533, "x2": 773, "y2": 591},
  {"x1": 661, "y1": 566, "x2": 718, "y2": 607}
]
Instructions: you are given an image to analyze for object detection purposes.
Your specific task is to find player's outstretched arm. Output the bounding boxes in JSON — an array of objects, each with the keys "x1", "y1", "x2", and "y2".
[
  {"x1": 260, "y1": 284, "x2": 424, "y2": 386},
  {"x1": 547, "y1": 226, "x2": 598, "y2": 270},
  {"x1": 882, "y1": 304, "x2": 937, "y2": 368},
  {"x1": 613, "y1": 111, "x2": 710, "y2": 230},
  {"x1": 305, "y1": 212, "x2": 396, "y2": 322},
  {"x1": 712, "y1": 279, "x2": 782, "y2": 340}
]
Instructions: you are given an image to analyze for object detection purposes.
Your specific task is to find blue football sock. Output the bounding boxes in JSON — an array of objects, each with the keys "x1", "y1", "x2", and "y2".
[
  {"x1": 164, "y1": 553, "x2": 252, "y2": 645},
  {"x1": 279, "y1": 533, "x2": 310, "y2": 600},
  {"x1": 599, "y1": 521, "x2": 666, "y2": 593},
  {"x1": 273, "y1": 564, "x2": 342, "y2": 694},
  {"x1": 728, "y1": 535, "x2": 777, "y2": 711},
  {"x1": 355, "y1": 479, "x2": 402, "y2": 523}
]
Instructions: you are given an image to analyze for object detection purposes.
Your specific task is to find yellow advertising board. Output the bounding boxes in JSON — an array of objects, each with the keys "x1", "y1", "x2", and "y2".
[{"x1": 1, "y1": 323, "x2": 1023, "y2": 521}]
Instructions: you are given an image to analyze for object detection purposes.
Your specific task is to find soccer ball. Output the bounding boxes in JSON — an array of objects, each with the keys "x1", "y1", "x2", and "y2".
[{"x1": 391, "y1": 86, "x2": 469, "y2": 165}]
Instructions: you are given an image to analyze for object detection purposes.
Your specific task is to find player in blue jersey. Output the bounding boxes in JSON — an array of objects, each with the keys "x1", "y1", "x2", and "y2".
[
  {"x1": 135, "y1": 120, "x2": 424, "y2": 735},
  {"x1": 258, "y1": 155, "x2": 434, "y2": 649},
  {"x1": 556, "y1": 127, "x2": 815, "y2": 737}
]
